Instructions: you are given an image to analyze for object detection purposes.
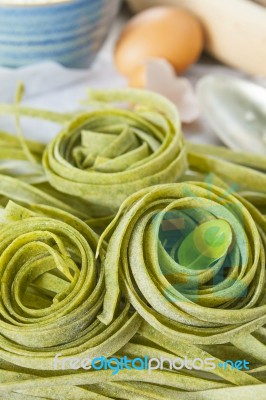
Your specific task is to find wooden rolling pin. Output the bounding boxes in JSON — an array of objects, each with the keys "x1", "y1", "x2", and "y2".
[
  {"x1": 254, "y1": 0, "x2": 266, "y2": 6},
  {"x1": 127, "y1": 0, "x2": 266, "y2": 77}
]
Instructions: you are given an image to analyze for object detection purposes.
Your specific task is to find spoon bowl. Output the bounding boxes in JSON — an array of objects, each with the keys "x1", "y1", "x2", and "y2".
[{"x1": 197, "y1": 75, "x2": 266, "y2": 155}]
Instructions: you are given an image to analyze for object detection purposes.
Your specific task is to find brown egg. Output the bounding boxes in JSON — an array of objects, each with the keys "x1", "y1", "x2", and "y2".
[{"x1": 115, "y1": 6, "x2": 204, "y2": 78}]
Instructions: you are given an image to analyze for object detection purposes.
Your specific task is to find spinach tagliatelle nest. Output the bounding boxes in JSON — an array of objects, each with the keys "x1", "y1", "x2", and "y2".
[
  {"x1": 43, "y1": 90, "x2": 187, "y2": 212},
  {"x1": 0, "y1": 201, "x2": 140, "y2": 372},
  {"x1": 0, "y1": 86, "x2": 266, "y2": 399},
  {"x1": 98, "y1": 182, "x2": 266, "y2": 361}
]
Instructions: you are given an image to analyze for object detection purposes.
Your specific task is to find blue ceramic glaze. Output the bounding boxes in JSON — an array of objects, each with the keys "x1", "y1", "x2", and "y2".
[{"x1": 0, "y1": 0, "x2": 121, "y2": 68}]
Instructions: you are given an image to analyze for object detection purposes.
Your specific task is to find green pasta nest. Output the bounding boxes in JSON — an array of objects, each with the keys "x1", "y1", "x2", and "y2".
[
  {"x1": 43, "y1": 89, "x2": 187, "y2": 212},
  {"x1": 0, "y1": 87, "x2": 265, "y2": 399},
  {"x1": 99, "y1": 182, "x2": 266, "y2": 345}
]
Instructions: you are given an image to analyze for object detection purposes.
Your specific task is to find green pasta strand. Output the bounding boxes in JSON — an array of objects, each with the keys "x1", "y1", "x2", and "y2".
[
  {"x1": 0, "y1": 87, "x2": 265, "y2": 399},
  {"x1": 96, "y1": 181, "x2": 265, "y2": 390},
  {"x1": 186, "y1": 142, "x2": 266, "y2": 172},
  {"x1": 187, "y1": 151, "x2": 266, "y2": 194},
  {"x1": 43, "y1": 89, "x2": 187, "y2": 213},
  {"x1": 0, "y1": 200, "x2": 140, "y2": 375}
]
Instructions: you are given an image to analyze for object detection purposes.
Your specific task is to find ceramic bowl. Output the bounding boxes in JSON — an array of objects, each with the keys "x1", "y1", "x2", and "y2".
[{"x1": 0, "y1": 0, "x2": 121, "y2": 68}]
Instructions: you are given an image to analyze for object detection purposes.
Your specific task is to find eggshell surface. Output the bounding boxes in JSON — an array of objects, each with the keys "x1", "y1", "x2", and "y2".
[{"x1": 115, "y1": 6, "x2": 204, "y2": 77}]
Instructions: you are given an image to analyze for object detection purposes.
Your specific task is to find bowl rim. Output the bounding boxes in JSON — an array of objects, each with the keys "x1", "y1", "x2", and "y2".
[{"x1": 0, "y1": 0, "x2": 74, "y2": 7}]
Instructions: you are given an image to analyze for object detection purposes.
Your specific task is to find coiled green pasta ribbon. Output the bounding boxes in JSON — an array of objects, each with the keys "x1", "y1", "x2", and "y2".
[
  {"x1": 92, "y1": 180, "x2": 266, "y2": 397},
  {"x1": 98, "y1": 182, "x2": 266, "y2": 352},
  {"x1": 0, "y1": 200, "x2": 141, "y2": 375},
  {"x1": 1, "y1": 182, "x2": 264, "y2": 399},
  {"x1": 43, "y1": 89, "x2": 187, "y2": 213},
  {"x1": 0, "y1": 87, "x2": 266, "y2": 398},
  {"x1": 2, "y1": 86, "x2": 265, "y2": 226}
]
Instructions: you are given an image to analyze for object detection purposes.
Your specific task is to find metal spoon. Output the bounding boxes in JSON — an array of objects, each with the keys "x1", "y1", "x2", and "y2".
[{"x1": 197, "y1": 75, "x2": 266, "y2": 155}]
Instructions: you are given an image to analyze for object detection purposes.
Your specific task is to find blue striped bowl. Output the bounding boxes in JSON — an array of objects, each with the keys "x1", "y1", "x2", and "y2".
[{"x1": 0, "y1": 0, "x2": 121, "y2": 68}]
